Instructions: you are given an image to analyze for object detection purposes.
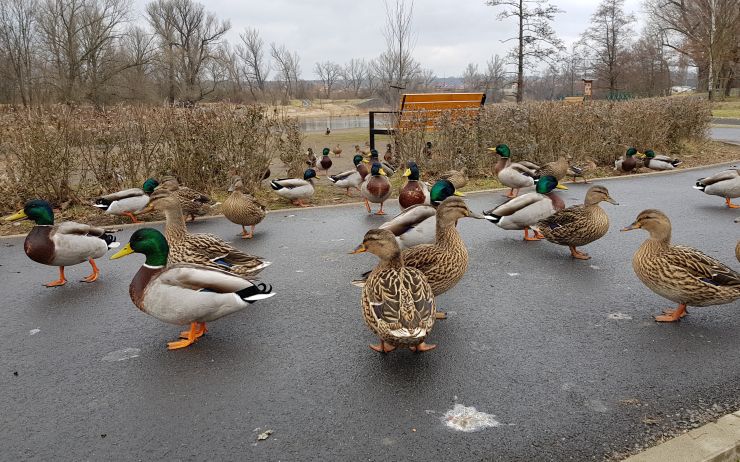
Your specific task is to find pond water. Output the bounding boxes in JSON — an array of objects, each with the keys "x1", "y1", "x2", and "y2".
[{"x1": 300, "y1": 114, "x2": 393, "y2": 132}]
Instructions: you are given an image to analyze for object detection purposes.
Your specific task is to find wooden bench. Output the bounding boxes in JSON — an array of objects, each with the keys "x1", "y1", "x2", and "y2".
[
  {"x1": 563, "y1": 96, "x2": 584, "y2": 104},
  {"x1": 369, "y1": 92, "x2": 486, "y2": 149}
]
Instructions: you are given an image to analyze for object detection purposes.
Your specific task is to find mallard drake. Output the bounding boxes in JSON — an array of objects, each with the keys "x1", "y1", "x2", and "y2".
[
  {"x1": 332, "y1": 143, "x2": 343, "y2": 158},
  {"x1": 270, "y1": 168, "x2": 317, "y2": 207},
  {"x1": 147, "y1": 189, "x2": 270, "y2": 276},
  {"x1": 534, "y1": 155, "x2": 571, "y2": 181},
  {"x1": 490, "y1": 144, "x2": 539, "y2": 198},
  {"x1": 621, "y1": 209, "x2": 740, "y2": 322},
  {"x1": 535, "y1": 185, "x2": 617, "y2": 260},
  {"x1": 693, "y1": 167, "x2": 740, "y2": 208},
  {"x1": 355, "y1": 197, "x2": 482, "y2": 319},
  {"x1": 641, "y1": 150, "x2": 681, "y2": 170},
  {"x1": 329, "y1": 154, "x2": 368, "y2": 196},
  {"x1": 319, "y1": 147, "x2": 333, "y2": 176},
  {"x1": 222, "y1": 176, "x2": 267, "y2": 239},
  {"x1": 4, "y1": 200, "x2": 118, "y2": 287},
  {"x1": 93, "y1": 178, "x2": 159, "y2": 223},
  {"x1": 305, "y1": 148, "x2": 317, "y2": 169},
  {"x1": 369, "y1": 149, "x2": 396, "y2": 176},
  {"x1": 567, "y1": 159, "x2": 597, "y2": 183},
  {"x1": 361, "y1": 163, "x2": 391, "y2": 215},
  {"x1": 110, "y1": 228, "x2": 275, "y2": 350},
  {"x1": 350, "y1": 228, "x2": 436, "y2": 353},
  {"x1": 379, "y1": 180, "x2": 461, "y2": 249},
  {"x1": 614, "y1": 147, "x2": 640, "y2": 172},
  {"x1": 433, "y1": 168, "x2": 468, "y2": 190},
  {"x1": 157, "y1": 177, "x2": 212, "y2": 222},
  {"x1": 482, "y1": 176, "x2": 567, "y2": 241},
  {"x1": 399, "y1": 162, "x2": 430, "y2": 210}
]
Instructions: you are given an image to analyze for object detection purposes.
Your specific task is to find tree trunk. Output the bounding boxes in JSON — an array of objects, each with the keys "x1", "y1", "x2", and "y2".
[{"x1": 516, "y1": 0, "x2": 524, "y2": 103}]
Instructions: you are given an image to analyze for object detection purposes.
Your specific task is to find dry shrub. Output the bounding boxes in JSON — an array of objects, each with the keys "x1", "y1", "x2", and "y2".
[
  {"x1": 392, "y1": 96, "x2": 710, "y2": 175},
  {"x1": 0, "y1": 104, "x2": 301, "y2": 210}
]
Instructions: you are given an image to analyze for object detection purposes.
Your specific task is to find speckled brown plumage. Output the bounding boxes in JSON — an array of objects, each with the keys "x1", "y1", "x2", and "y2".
[
  {"x1": 535, "y1": 156, "x2": 570, "y2": 181},
  {"x1": 158, "y1": 177, "x2": 211, "y2": 220},
  {"x1": 433, "y1": 169, "x2": 468, "y2": 189},
  {"x1": 626, "y1": 209, "x2": 740, "y2": 311},
  {"x1": 222, "y1": 177, "x2": 266, "y2": 229}
]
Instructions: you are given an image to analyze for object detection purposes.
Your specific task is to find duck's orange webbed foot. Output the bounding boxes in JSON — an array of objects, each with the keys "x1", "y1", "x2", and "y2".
[
  {"x1": 44, "y1": 267, "x2": 67, "y2": 287},
  {"x1": 169, "y1": 322, "x2": 202, "y2": 350},
  {"x1": 569, "y1": 246, "x2": 591, "y2": 260},
  {"x1": 410, "y1": 342, "x2": 437, "y2": 353},
  {"x1": 179, "y1": 322, "x2": 207, "y2": 340},
  {"x1": 364, "y1": 198, "x2": 371, "y2": 213},
  {"x1": 81, "y1": 259, "x2": 100, "y2": 283},
  {"x1": 240, "y1": 225, "x2": 254, "y2": 239},
  {"x1": 505, "y1": 188, "x2": 516, "y2": 198},
  {"x1": 725, "y1": 198, "x2": 740, "y2": 209},
  {"x1": 369, "y1": 340, "x2": 396, "y2": 353},
  {"x1": 523, "y1": 228, "x2": 543, "y2": 241},
  {"x1": 123, "y1": 212, "x2": 141, "y2": 223},
  {"x1": 655, "y1": 304, "x2": 688, "y2": 322}
]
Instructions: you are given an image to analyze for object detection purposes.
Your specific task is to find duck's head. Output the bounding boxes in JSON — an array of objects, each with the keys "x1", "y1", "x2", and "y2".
[
  {"x1": 352, "y1": 154, "x2": 368, "y2": 166},
  {"x1": 584, "y1": 185, "x2": 618, "y2": 206},
  {"x1": 625, "y1": 147, "x2": 638, "y2": 158},
  {"x1": 437, "y1": 196, "x2": 484, "y2": 227},
  {"x1": 426, "y1": 141, "x2": 432, "y2": 148},
  {"x1": 228, "y1": 176, "x2": 244, "y2": 192},
  {"x1": 370, "y1": 163, "x2": 387, "y2": 177},
  {"x1": 403, "y1": 162, "x2": 421, "y2": 181},
  {"x1": 304, "y1": 168, "x2": 317, "y2": 181},
  {"x1": 430, "y1": 179, "x2": 463, "y2": 205},
  {"x1": 146, "y1": 187, "x2": 180, "y2": 211},
  {"x1": 157, "y1": 176, "x2": 180, "y2": 191},
  {"x1": 142, "y1": 178, "x2": 159, "y2": 194},
  {"x1": 350, "y1": 228, "x2": 400, "y2": 260},
  {"x1": 110, "y1": 228, "x2": 169, "y2": 266},
  {"x1": 643, "y1": 150, "x2": 656, "y2": 159},
  {"x1": 370, "y1": 149, "x2": 379, "y2": 159},
  {"x1": 621, "y1": 209, "x2": 672, "y2": 241},
  {"x1": 322, "y1": 147, "x2": 330, "y2": 156},
  {"x1": 535, "y1": 175, "x2": 568, "y2": 194},
  {"x1": 4, "y1": 199, "x2": 54, "y2": 225},
  {"x1": 488, "y1": 144, "x2": 511, "y2": 158}
]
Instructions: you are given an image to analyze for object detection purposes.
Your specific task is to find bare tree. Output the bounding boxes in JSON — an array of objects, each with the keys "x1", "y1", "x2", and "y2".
[
  {"x1": 579, "y1": 0, "x2": 635, "y2": 93},
  {"x1": 462, "y1": 63, "x2": 482, "y2": 90},
  {"x1": 314, "y1": 60, "x2": 341, "y2": 99},
  {"x1": 486, "y1": 0, "x2": 564, "y2": 102},
  {"x1": 236, "y1": 27, "x2": 269, "y2": 98},
  {"x1": 270, "y1": 42, "x2": 301, "y2": 100},
  {"x1": 0, "y1": 0, "x2": 38, "y2": 106},
  {"x1": 341, "y1": 58, "x2": 367, "y2": 96},
  {"x1": 118, "y1": 24, "x2": 156, "y2": 101},
  {"x1": 482, "y1": 54, "x2": 507, "y2": 100},
  {"x1": 378, "y1": 0, "x2": 421, "y2": 103}
]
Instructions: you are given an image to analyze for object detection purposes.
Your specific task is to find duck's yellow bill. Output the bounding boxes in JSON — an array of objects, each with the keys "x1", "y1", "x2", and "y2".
[
  {"x1": 4, "y1": 210, "x2": 27, "y2": 221},
  {"x1": 349, "y1": 244, "x2": 367, "y2": 254},
  {"x1": 453, "y1": 191, "x2": 466, "y2": 197},
  {"x1": 620, "y1": 222, "x2": 640, "y2": 232},
  {"x1": 403, "y1": 168, "x2": 412, "y2": 177},
  {"x1": 379, "y1": 168, "x2": 387, "y2": 176},
  {"x1": 486, "y1": 147, "x2": 498, "y2": 151},
  {"x1": 110, "y1": 243, "x2": 134, "y2": 260},
  {"x1": 362, "y1": 158, "x2": 370, "y2": 163},
  {"x1": 555, "y1": 184, "x2": 569, "y2": 190}
]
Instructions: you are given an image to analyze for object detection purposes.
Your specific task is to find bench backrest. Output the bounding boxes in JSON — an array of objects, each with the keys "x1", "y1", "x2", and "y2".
[
  {"x1": 397, "y1": 92, "x2": 486, "y2": 129},
  {"x1": 563, "y1": 96, "x2": 583, "y2": 104}
]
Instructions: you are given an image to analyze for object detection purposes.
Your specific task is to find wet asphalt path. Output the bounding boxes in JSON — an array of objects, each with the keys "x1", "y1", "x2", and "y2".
[{"x1": 2, "y1": 163, "x2": 740, "y2": 461}]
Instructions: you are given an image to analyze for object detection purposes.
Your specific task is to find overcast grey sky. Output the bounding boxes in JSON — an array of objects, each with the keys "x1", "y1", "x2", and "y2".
[{"x1": 131, "y1": 0, "x2": 644, "y2": 78}]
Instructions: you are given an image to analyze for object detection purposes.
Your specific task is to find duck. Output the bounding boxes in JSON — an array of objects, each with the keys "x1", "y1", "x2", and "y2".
[
  {"x1": 641, "y1": 149, "x2": 681, "y2": 170},
  {"x1": 147, "y1": 188, "x2": 270, "y2": 276},
  {"x1": 305, "y1": 148, "x2": 317, "y2": 169},
  {"x1": 621, "y1": 209, "x2": 740, "y2": 322},
  {"x1": 222, "y1": 176, "x2": 267, "y2": 239},
  {"x1": 567, "y1": 159, "x2": 597, "y2": 183},
  {"x1": 384, "y1": 144, "x2": 394, "y2": 163},
  {"x1": 490, "y1": 144, "x2": 539, "y2": 198},
  {"x1": 110, "y1": 228, "x2": 275, "y2": 350},
  {"x1": 693, "y1": 167, "x2": 740, "y2": 208},
  {"x1": 535, "y1": 185, "x2": 618, "y2": 260},
  {"x1": 614, "y1": 147, "x2": 640, "y2": 173},
  {"x1": 423, "y1": 141, "x2": 433, "y2": 158},
  {"x1": 433, "y1": 168, "x2": 468, "y2": 190},
  {"x1": 270, "y1": 168, "x2": 318, "y2": 207},
  {"x1": 157, "y1": 177, "x2": 212, "y2": 222},
  {"x1": 399, "y1": 161, "x2": 430, "y2": 210},
  {"x1": 369, "y1": 149, "x2": 396, "y2": 176},
  {"x1": 355, "y1": 197, "x2": 482, "y2": 320},
  {"x1": 350, "y1": 228, "x2": 436, "y2": 353},
  {"x1": 332, "y1": 143, "x2": 343, "y2": 158},
  {"x1": 318, "y1": 147, "x2": 333, "y2": 176},
  {"x1": 329, "y1": 155, "x2": 368, "y2": 196},
  {"x1": 4, "y1": 200, "x2": 118, "y2": 287},
  {"x1": 379, "y1": 179, "x2": 462, "y2": 249},
  {"x1": 361, "y1": 163, "x2": 391, "y2": 215},
  {"x1": 735, "y1": 217, "x2": 740, "y2": 262},
  {"x1": 93, "y1": 178, "x2": 159, "y2": 223},
  {"x1": 534, "y1": 155, "x2": 571, "y2": 181},
  {"x1": 482, "y1": 176, "x2": 567, "y2": 241}
]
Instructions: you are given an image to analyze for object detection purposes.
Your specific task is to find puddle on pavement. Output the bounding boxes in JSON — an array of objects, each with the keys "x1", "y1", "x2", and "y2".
[
  {"x1": 442, "y1": 404, "x2": 501, "y2": 432},
  {"x1": 102, "y1": 347, "x2": 141, "y2": 362}
]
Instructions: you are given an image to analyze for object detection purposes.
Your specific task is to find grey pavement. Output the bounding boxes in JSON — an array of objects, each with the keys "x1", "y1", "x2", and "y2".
[
  {"x1": 2, "y1": 163, "x2": 740, "y2": 461},
  {"x1": 710, "y1": 126, "x2": 740, "y2": 144}
]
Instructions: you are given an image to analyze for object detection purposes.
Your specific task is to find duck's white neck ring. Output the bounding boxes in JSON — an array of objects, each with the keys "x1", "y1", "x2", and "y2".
[{"x1": 143, "y1": 264, "x2": 165, "y2": 269}]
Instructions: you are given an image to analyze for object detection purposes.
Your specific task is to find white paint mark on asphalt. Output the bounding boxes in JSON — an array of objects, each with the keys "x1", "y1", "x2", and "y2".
[
  {"x1": 295, "y1": 270, "x2": 304, "y2": 273},
  {"x1": 584, "y1": 399, "x2": 609, "y2": 413},
  {"x1": 507, "y1": 272, "x2": 520, "y2": 277},
  {"x1": 590, "y1": 265, "x2": 601, "y2": 270},
  {"x1": 442, "y1": 404, "x2": 501, "y2": 432},
  {"x1": 330, "y1": 238, "x2": 345, "y2": 242},
  {"x1": 608, "y1": 312, "x2": 632, "y2": 320},
  {"x1": 29, "y1": 328, "x2": 40, "y2": 335},
  {"x1": 102, "y1": 347, "x2": 141, "y2": 362}
]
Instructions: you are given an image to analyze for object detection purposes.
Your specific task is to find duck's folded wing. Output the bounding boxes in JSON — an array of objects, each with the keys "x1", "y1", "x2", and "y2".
[
  {"x1": 667, "y1": 245, "x2": 740, "y2": 286},
  {"x1": 330, "y1": 170, "x2": 357, "y2": 182},
  {"x1": 180, "y1": 187, "x2": 211, "y2": 203},
  {"x1": 272, "y1": 178, "x2": 309, "y2": 189},
  {"x1": 537, "y1": 205, "x2": 585, "y2": 229},
  {"x1": 698, "y1": 170, "x2": 738, "y2": 186},
  {"x1": 379, "y1": 204, "x2": 436, "y2": 236},
  {"x1": 490, "y1": 193, "x2": 541, "y2": 216},
  {"x1": 160, "y1": 264, "x2": 254, "y2": 292},
  {"x1": 190, "y1": 234, "x2": 268, "y2": 269},
  {"x1": 99, "y1": 188, "x2": 145, "y2": 201},
  {"x1": 56, "y1": 221, "x2": 107, "y2": 237},
  {"x1": 516, "y1": 161, "x2": 540, "y2": 171}
]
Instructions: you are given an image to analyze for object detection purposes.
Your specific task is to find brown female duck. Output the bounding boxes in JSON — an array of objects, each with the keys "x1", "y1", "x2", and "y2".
[{"x1": 222, "y1": 176, "x2": 267, "y2": 239}]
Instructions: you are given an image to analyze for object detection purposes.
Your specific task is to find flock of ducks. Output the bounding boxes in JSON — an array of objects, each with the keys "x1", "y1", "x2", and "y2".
[{"x1": 2, "y1": 143, "x2": 739, "y2": 353}]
